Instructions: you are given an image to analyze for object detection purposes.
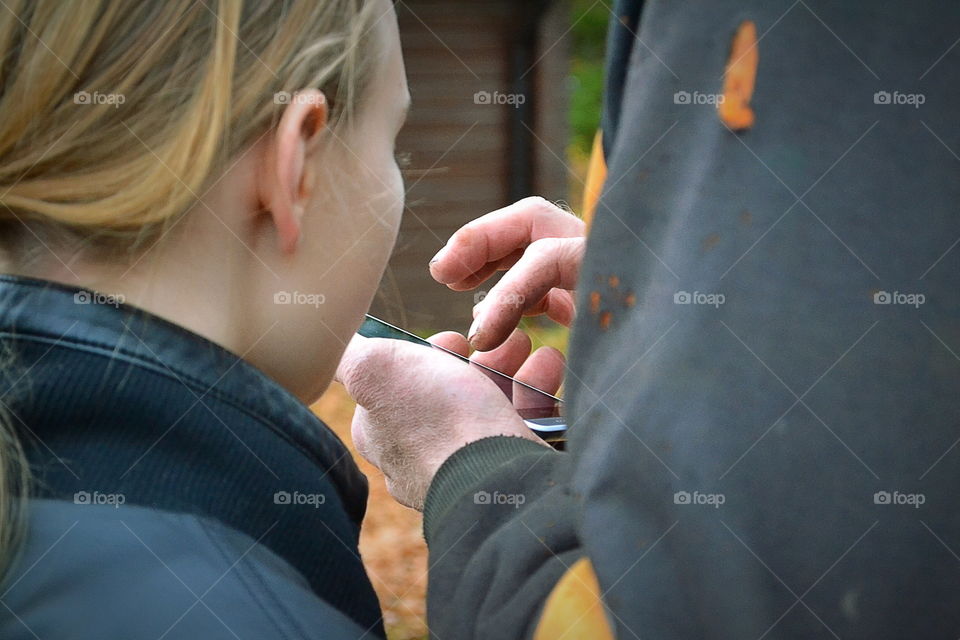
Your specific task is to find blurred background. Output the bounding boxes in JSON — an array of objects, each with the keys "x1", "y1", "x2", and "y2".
[
  {"x1": 371, "y1": 0, "x2": 607, "y2": 334},
  {"x1": 314, "y1": 1, "x2": 608, "y2": 638}
]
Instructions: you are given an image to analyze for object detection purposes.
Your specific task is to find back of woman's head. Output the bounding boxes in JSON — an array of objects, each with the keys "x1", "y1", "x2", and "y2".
[
  {"x1": 0, "y1": 0, "x2": 386, "y2": 582},
  {"x1": 0, "y1": 0, "x2": 380, "y2": 244}
]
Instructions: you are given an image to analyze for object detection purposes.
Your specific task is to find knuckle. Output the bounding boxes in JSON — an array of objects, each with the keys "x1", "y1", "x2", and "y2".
[
  {"x1": 518, "y1": 196, "x2": 583, "y2": 230},
  {"x1": 339, "y1": 340, "x2": 399, "y2": 399},
  {"x1": 562, "y1": 236, "x2": 586, "y2": 259},
  {"x1": 526, "y1": 236, "x2": 561, "y2": 258},
  {"x1": 520, "y1": 195, "x2": 554, "y2": 214},
  {"x1": 449, "y1": 224, "x2": 478, "y2": 249}
]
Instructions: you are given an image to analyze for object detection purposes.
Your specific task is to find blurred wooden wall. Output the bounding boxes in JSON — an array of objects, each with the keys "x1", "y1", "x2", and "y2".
[{"x1": 371, "y1": 0, "x2": 571, "y2": 333}]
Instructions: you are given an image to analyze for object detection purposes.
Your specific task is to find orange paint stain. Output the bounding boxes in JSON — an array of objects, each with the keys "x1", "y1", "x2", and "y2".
[
  {"x1": 718, "y1": 20, "x2": 758, "y2": 131},
  {"x1": 599, "y1": 311, "x2": 612, "y2": 330},
  {"x1": 608, "y1": 275, "x2": 620, "y2": 288},
  {"x1": 589, "y1": 291, "x2": 601, "y2": 314}
]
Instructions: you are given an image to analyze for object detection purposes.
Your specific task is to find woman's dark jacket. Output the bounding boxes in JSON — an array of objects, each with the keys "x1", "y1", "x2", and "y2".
[{"x1": 0, "y1": 275, "x2": 383, "y2": 639}]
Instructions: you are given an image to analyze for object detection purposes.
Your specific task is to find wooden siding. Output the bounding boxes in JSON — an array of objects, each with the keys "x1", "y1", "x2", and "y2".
[{"x1": 370, "y1": 0, "x2": 570, "y2": 332}]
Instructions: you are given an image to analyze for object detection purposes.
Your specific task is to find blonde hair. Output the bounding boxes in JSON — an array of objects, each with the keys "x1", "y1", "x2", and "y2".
[{"x1": 0, "y1": 0, "x2": 382, "y2": 580}]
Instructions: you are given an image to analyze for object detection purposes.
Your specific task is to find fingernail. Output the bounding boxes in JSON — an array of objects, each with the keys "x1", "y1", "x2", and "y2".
[
  {"x1": 429, "y1": 246, "x2": 446, "y2": 266},
  {"x1": 467, "y1": 316, "x2": 482, "y2": 347}
]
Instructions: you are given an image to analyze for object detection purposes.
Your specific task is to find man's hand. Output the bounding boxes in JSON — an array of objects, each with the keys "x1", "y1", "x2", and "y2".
[
  {"x1": 429, "y1": 196, "x2": 586, "y2": 352},
  {"x1": 336, "y1": 330, "x2": 563, "y2": 510}
]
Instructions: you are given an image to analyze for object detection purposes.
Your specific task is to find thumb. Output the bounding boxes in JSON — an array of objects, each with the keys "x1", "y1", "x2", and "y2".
[
  {"x1": 350, "y1": 406, "x2": 373, "y2": 463},
  {"x1": 334, "y1": 334, "x2": 368, "y2": 386},
  {"x1": 335, "y1": 334, "x2": 405, "y2": 409},
  {"x1": 335, "y1": 334, "x2": 381, "y2": 407}
]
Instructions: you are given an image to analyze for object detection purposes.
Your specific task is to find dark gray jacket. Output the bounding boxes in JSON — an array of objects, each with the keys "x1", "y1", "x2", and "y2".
[
  {"x1": 0, "y1": 276, "x2": 384, "y2": 639},
  {"x1": 422, "y1": 1, "x2": 960, "y2": 638}
]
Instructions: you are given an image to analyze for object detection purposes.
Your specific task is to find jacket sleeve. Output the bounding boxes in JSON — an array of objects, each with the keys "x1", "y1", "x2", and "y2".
[{"x1": 422, "y1": 436, "x2": 609, "y2": 639}]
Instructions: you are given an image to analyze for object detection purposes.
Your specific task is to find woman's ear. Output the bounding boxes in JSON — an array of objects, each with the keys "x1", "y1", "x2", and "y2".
[{"x1": 260, "y1": 89, "x2": 328, "y2": 254}]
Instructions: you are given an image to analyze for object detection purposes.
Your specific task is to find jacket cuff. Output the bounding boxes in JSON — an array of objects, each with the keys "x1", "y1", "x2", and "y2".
[{"x1": 423, "y1": 436, "x2": 554, "y2": 543}]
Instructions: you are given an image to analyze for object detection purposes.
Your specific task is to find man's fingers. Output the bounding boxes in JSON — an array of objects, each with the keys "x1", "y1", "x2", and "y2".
[
  {"x1": 470, "y1": 329, "x2": 531, "y2": 377},
  {"x1": 543, "y1": 290, "x2": 577, "y2": 327},
  {"x1": 469, "y1": 237, "x2": 584, "y2": 351},
  {"x1": 514, "y1": 346, "x2": 566, "y2": 398},
  {"x1": 473, "y1": 286, "x2": 574, "y2": 321},
  {"x1": 446, "y1": 261, "x2": 500, "y2": 292},
  {"x1": 446, "y1": 248, "x2": 524, "y2": 292},
  {"x1": 426, "y1": 331, "x2": 470, "y2": 356},
  {"x1": 521, "y1": 289, "x2": 577, "y2": 326},
  {"x1": 430, "y1": 197, "x2": 585, "y2": 285}
]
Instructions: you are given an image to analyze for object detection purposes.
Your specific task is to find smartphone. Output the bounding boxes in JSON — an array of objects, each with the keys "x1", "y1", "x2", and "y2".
[{"x1": 358, "y1": 314, "x2": 567, "y2": 448}]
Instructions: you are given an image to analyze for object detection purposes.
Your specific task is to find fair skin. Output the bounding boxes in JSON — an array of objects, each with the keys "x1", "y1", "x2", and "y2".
[
  {"x1": 10, "y1": 0, "x2": 585, "y2": 509},
  {"x1": 338, "y1": 197, "x2": 586, "y2": 508},
  {"x1": 16, "y1": 1, "x2": 408, "y2": 403}
]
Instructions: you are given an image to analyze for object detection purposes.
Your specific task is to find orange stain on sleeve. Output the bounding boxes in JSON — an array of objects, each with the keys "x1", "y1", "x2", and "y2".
[
  {"x1": 718, "y1": 20, "x2": 758, "y2": 131},
  {"x1": 599, "y1": 311, "x2": 612, "y2": 330},
  {"x1": 608, "y1": 275, "x2": 620, "y2": 288},
  {"x1": 589, "y1": 291, "x2": 601, "y2": 314},
  {"x1": 624, "y1": 292, "x2": 636, "y2": 307}
]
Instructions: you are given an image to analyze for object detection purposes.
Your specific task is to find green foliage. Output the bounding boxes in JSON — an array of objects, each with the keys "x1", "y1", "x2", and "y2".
[
  {"x1": 568, "y1": 0, "x2": 609, "y2": 156},
  {"x1": 571, "y1": 0, "x2": 609, "y2": 60}
]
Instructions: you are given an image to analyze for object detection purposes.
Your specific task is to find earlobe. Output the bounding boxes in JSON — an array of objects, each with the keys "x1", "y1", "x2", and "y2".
[{"x1": 263, "y1": 89, "x2": 329, "y2": 255}]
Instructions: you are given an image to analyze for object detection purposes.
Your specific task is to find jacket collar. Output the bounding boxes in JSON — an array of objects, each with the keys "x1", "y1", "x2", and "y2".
[{"x1": 0, "y1": 274, "x2": 368, "y2": 523}]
